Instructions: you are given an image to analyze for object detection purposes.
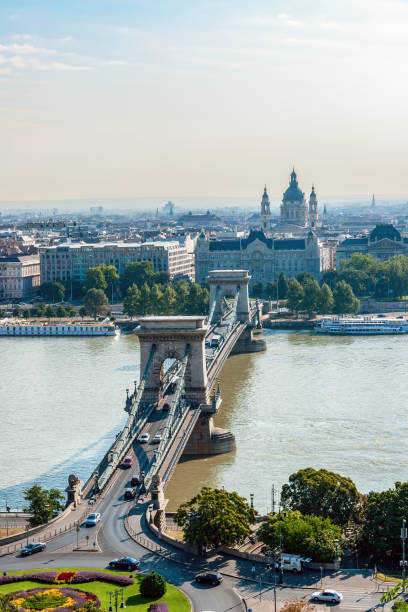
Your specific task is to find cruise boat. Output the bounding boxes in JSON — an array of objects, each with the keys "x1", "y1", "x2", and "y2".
[
  {"x1": 315, "y1": 316, "x2": 408, "y2": 335},
  {"x1": 0, "y1": 321, "x2": 120, "y2": 337}
]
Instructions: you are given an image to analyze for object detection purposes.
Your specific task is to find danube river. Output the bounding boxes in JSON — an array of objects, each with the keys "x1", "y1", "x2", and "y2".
[{"x1": 1, "y1": 330, "x2": 407, "y2": 512}]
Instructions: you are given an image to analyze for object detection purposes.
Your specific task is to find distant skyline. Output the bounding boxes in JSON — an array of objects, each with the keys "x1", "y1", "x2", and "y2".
[{"x1": 1, "y1": 0, "x2": 408, "y2": 202}]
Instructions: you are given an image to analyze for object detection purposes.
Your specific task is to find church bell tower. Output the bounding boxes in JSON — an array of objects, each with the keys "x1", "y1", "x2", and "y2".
[{"x1": 260, "y1": 185, "x2": 271, "y2": 232}]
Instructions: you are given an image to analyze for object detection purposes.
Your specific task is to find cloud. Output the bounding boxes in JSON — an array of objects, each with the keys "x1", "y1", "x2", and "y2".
[
  {"x1": 0, "y1": 43, "x2": 52, "y2": 55},
  {"x1": 103, "y1": 60, "x2": 129, "y2": 66}
]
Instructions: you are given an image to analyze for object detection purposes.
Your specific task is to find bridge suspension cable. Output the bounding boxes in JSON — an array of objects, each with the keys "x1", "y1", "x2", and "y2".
[
  {"x1": 208, "y1": 286, "x2": 220, "y2": 325},
  {"x1": 97, "y1": 344, "x2": 157, "y2": 491}
]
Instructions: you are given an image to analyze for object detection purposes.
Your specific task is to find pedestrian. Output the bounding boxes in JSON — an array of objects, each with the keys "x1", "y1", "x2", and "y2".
[{"x1": 251, "y1": 564, "x2": 256, "y2": 577}]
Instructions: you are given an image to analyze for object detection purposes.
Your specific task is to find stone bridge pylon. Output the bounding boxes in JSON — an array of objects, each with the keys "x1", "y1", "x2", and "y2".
[
  {"x1": 135, "y1": 316, "x2": 209, "y2": 405},
  {"x1": 207, "y1": 269, "x2": 251, "y2": 324}
]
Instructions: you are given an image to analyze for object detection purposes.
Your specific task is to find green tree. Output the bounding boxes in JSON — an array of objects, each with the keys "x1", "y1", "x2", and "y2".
[
  {"x1": 85, "y1": 267, "x2": 107, "y2": 292},
  {"x1": 154, "y1": 270, "x2": 171, "y2": 285},
  {"x1": 321, "y1": 268, "x2": 340, "y2": 290},
  {"x1": 174, "y1": 281, "x2": 190, "y2": 312},
  {"x1": 79, "y1": 306, "x2": 87, "y2": 318},
  {"x1": 185, "y1": 283, "x2": 209, "y2": 315},
  {"x1": 281, "y1": 467, "x2": 360, "y2": 526},
  {"x1": 150, "y1": 284, "x2": 163, "y2": 314},
  {"x1": 38, "y1": 281, "x2": 65, "y2": 302},
  {"x1": 34, "y1": 303, "x2": 45, "y2": 317},
  {"x1": 23, "y1": 308, "x2": 31, "y2": 319},
  {"x1": 98, "y1": 264, "x2": 119, "y2": 300},
  {"x1": 65, "y1": 304, "x2": 77, "y2": 317},
  {"x1": 318, "y1": 283, "x2": 334, "y2": 314},
  {"x1": 360, "y1": 481, "x2": 408, "y2": 560},
  {"x1": 0, "y1": 310, "x2": 5, "y2": 319},
  {"x1": 383, "y1": 255, "x2": 408, "y2": 298},
  {"x1": 120, "y1": 261, "x2": 155, "y2": 292},
  {"x1": 333, "y1": 280, "x2": 359, "y2": 314},
  {"x1": 84, "y1": 288, "x2": 109, "y2": 319},
  {"x1": 252, "y1": 282, "x2": 263, "y2": 297},
  {"x1": 258, "y1": 511, "x2": 341, "y2": 562},
  {"x1": 140, "y1": 571, "x2": 167, "y2": 599},
  {"x1": 174, "y1": 486, "x2": 256, "y2": 549},
  {"x1": 160, "y1": 284, "x2": 177, "y2": 314},
  {"x1": 296, "y1": 272, "x2": 315, "y2": 285},
  {"x1": 301, "y1": 278, "x2": 321, "y2": 316},
  {"x1": 23, "y1": 484, "x2": 64, "y2": 526},
  {"x1": 56, "y1": 305, "x2": 67, "y2": 318},
  {"x1": 340, "y1": 253, "x2": 383, "y2": 296},
  {"x1": 12, "y1": 307, "x2": 21, "y2": 317},
  {"x1": 45, "y1": 305, "x2": 56, "y2": 318},
  {"x1": 123, "y1": 284, "x2": 141, "y2": 319},
  {"x1": 278, "y1": 272, "x2": 289, "y2": 300},
  {"x1": 138, "y1": 282, "x2": 152, "y2": 315},
  {"x1": 265, "y1": 282, "x2": 277, "y2": 300},
  {"x1": 286, "y1": 279, "x2": 304, "y2": 314}
]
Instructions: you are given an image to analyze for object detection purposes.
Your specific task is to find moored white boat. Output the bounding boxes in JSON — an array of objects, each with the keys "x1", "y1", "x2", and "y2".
[
  {"x1": 315, "y1": 316, "x2": 408, "y2": 335},
  {"x1": 0, "y1": 321, "x2": 120, "y2": 337}
]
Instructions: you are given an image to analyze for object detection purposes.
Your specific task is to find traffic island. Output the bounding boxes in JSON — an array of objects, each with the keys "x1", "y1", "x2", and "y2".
[{"x1": 0, "y1": 568, "x2": 190, "y2": 611}]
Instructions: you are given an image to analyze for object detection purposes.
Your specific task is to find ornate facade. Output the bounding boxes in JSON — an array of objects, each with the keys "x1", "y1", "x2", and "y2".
[
  {"x1": 336, "y1": 224, "x2": 408, "y2": 267},
  {"x1": 195, "y1": 229, "x2": 333, "y2": 286}
]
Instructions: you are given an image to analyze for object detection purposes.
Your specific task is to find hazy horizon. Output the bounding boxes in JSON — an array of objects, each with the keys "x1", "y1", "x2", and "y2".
[{"x1": 1, "y1": 0, "x2": 408, "y2": 201}]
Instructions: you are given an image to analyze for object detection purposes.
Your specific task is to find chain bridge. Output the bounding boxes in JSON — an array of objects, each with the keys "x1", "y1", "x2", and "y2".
[{"x1": 95, "y1": 270, "x2": 266, "y2": 510}]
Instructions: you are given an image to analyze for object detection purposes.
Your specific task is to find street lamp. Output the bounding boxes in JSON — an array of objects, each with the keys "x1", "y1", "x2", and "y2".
[
  {"x1": 401, "y1": 519, "x2": 407, "y2": 584},
  {"x1": 250, "y1": 493, "x2": 254, "y2": 509},
  {"x1": 108, "y1": 589, "x2": 125, "y2": 612}
]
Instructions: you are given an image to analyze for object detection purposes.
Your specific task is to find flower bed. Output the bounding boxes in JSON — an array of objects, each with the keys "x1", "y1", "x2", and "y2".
[
  {"x1": 0, "y1": 572, "x2": 133, "y2": 587},
  {"x1": 9, "y1": 587, "x2": 100, "y2": 612}
]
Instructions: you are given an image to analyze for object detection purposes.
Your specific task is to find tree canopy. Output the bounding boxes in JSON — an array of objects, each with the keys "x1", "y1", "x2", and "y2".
[
  {"x1": 360, "y1": 481, "x2": 408, "y2": 561},
  {"x1": 286, "y1": 279, "x2": 304, "y2": 314},
  {"x1": 174, "y1": 486, "x2": 256, "y2": 549},
  {"x1": 332, "y1": 280, "x2": 360, "y2": 314},
  {"x1": 84, "y1": 288, "x2": 109, "y2": 319},
  {"x1": 280, "y1": 467, "x2": 360, "y2": 526},
  {"x1": 23, "y1": 484, "x2": 64, "y2": 526},
  {"x1": 258, "y1": 510, "x2": 341, "y2": 562}
]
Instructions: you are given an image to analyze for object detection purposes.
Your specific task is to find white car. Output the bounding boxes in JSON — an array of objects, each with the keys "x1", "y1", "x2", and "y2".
[
  {"x1": 152, "y1": 434, "x2": 162, "y2": 444},
  {"x1": 139, "y1": 432, "x2": 150, "y2": 443},
  {"x1": 85, "y1": 512, "x2": 101, "y2": 527},
  {"x1": 311, "y1": 590, "x2": 343, "y2": 604}
]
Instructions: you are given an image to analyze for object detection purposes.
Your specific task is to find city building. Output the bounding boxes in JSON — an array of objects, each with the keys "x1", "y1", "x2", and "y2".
[
  {"x1": 272, "y1": 169, "x2": 320, "y2": 233},
  {"x1": 40, "y1": 241, "x2": 194, "y2": 284},
  {"x1": 0, "y1": 255, "x2": 40, "y2": 300},
  {"x1": 195, "y1": 229, "x2": 334, "y2": 287},
  {"x1": 336, "y1": 223, "x2": 408, "y2": 266}
]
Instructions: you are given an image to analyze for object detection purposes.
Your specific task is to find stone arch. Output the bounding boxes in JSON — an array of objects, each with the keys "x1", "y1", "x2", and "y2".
[{"x1": 207, "y1": 270, "x2": 251, "y2": 323}]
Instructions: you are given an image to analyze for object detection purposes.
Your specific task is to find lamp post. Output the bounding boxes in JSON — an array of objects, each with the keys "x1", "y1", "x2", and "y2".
[
  {"x1": 108, "y1": 588, "x2": 125, "y2": 612},
  {"x1": 401, "y1": 519, "x2": 407, "y2": 584},
  {"x1": 250, "y1": 493, "x2": 254, "y2": 509},
  {"x1": 334, "y1": 538, "x2": 339, "y2": 567}
]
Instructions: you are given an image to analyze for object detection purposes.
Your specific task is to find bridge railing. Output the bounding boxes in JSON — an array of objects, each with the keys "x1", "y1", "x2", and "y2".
[{"x1": 97, "y1": 344, "x2": 157, "y2": 491}]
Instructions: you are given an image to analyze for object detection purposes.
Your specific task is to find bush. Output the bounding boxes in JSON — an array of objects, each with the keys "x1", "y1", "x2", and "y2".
[
  {"x1": 0, "y1": 572, "x2": 58, "y2": 585},
  {"x1": 140, "y1": 572, "x2": 167, "y2": 599},
  {"x1": 72, "y1": 572, "x2": 133, "y2": 586}
]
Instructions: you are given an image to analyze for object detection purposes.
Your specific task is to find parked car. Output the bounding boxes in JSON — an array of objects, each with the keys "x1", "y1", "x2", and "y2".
[
  {"x1": 311, "y1": 590, "x2": 343, "y2": 604},
  {"x1": 130, "y1": 474, "x2": 140, "y2": 486},
  {"x1": 121, "y1": 456, "x2": 133, "y2": 469},
  {"x1": 124, "y1": 487, "x2": 136, "y2": 500},
  {"x1": 109, "y1": 557, "x2": 140, "y2": 571},
  {"x1": 162, "y1": 403, "x2": 170, "y2": 411},
  {"x1": 152, "y1": 434, "x2": 162, "y2": 444},
  {"x1": 85, "y1": 512, "x2": 101, "y2": 527},
  {"x1": 195, "y1": 572, "x2": 223, "y2": 586},
  {"x1": 21, "y1": 542, "x2": 46, "y2": 556},
  {"x1": 139, "y1": 432, "x2": 150, "y2": 443}
]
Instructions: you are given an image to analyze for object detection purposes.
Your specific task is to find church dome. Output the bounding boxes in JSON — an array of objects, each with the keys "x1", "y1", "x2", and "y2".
[
  {"x1": 283, "y1": 169, "x2": 304, "y2": 202},
  {"x1": 370, "y1": 224, "x2": 401, "y2": 242}
]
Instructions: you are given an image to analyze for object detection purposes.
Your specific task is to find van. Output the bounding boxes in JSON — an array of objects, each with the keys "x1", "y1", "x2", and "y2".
[
  {"x1": 210, "y1": 335, "x2": 221, "y2": 348},
  {"x1": 276, "y1": 554, "x2": 311, "y2": 573}
]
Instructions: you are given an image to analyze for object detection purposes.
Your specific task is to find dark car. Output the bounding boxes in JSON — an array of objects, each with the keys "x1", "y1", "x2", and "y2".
[
  {"x1": 109, "y1": 557, "x2": 140, "y2": 571},
  {"x1": 121, "y1": 456, "x2": 133, "y2": 469},
  {"x1": 195, "y1": 571, "x2": 223, "y2": 586},
  {"x1": 130, "y1": 474, "x2": 140, "y2": 487},
  {"x1": 21, "y1": 542, "x2": 46, "y2": 556},
  {"x1": 124, "y1": 487, "x2": 136, "y2": 500}
]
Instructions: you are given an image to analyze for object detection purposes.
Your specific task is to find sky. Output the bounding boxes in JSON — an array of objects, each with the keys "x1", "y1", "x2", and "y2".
[{"x1": 1, "y1": 0, "x2": 408, "y2": 204}]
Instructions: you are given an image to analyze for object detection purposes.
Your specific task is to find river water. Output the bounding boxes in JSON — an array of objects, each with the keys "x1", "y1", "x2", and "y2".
[{"x1": 1, "y1": 330, "x2": 407, "y2": 513}]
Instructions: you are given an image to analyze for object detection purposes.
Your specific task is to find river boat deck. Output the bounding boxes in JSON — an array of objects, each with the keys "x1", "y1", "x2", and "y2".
[
  {"x1": 315, "y1": 316, "x2": 408, "y2": 335},
  {"x1": 0, "y1": 320, "x2": 119, "y2": 336}
]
